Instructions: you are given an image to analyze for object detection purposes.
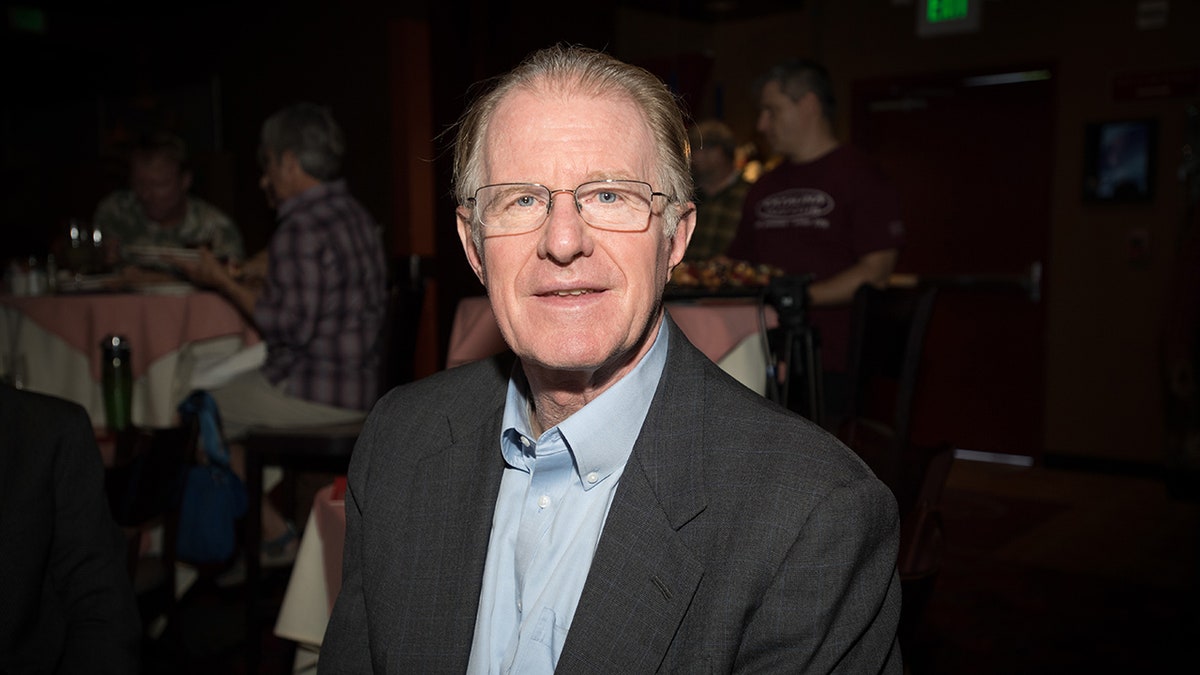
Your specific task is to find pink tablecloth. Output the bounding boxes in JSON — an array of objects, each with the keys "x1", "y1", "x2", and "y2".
[
  {"x1": 447, "y1": 295, "x2": 776, "y2": 368},
  {"x1": 2, "y1": 290, "x2": 257, "y2": 381},
  {"x1": 1, "y1": 290, "x2": 259, "y2": 428}
]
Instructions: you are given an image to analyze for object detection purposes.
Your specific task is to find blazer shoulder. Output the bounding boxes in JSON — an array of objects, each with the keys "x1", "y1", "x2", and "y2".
[
  {"x1": 372, "y1": 353, "x2": 510, "y2": 419},
  {"x1": 661, "y1": 333, "x2": 878, "y2": 491}
]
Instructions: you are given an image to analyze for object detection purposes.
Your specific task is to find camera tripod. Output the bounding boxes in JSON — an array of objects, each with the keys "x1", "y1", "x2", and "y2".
[{"x1": 764, "y1": 275, "x2": 825, "y2": 425}]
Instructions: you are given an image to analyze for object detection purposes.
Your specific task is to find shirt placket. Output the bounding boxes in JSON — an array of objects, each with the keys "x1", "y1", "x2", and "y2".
[{"x1": 512, "y1": 435, "x2": 573, "y2": 618}]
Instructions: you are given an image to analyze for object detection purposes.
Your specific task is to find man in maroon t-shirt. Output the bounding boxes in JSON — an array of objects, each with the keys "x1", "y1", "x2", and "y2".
[{"x1": 726, "y1": 59, "x2": 904, "y2": 424}]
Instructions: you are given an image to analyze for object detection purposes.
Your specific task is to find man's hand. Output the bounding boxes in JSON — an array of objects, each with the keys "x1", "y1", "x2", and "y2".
[
  {"x1": 808, "y1": 249, "x2": 898, "y2": 307},
  {"x1": 173, "y1": 248, "x2": 262, "y2": 318},
  {"x1": 172, "y1": 248, "x2": 236, "y2": 292}
]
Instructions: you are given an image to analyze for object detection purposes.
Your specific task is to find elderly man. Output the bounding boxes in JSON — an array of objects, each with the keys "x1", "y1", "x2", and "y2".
[
  {"x1": 93, "y1": 131, "x2": 244, "y2": 268},
  {"x1": 178, "y1": 103, "x2": 386, "y2": 555},
  {"x1": 322, "y1": 46, "x2": 901, "y2": 673}
]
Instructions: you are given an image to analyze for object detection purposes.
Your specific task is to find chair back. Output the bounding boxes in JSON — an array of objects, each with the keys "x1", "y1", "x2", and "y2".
[
  {"x1": 838, "y1": 284, "x2": 938, "y2": 510},
  {"x1": 374, "y1": 255, "x2": 430, "y2": 398}
]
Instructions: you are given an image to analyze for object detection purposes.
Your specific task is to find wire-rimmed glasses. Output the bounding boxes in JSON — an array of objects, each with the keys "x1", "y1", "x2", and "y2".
[{"x1": 466, "y1": 180, "x2": 671, "y2": 234}]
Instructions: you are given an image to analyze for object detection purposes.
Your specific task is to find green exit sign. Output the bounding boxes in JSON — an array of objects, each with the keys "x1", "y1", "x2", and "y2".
[
  {"x1": 917, "y1": 0, "x2": 981, "y2": 36},
  {"x1": 927, "y1": 0, "x2": 969, "y2": 23}
]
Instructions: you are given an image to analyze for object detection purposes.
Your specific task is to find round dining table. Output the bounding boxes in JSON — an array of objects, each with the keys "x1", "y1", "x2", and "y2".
[{"x1": 1, "y1": 285, "x2": 259, "y2": 438}]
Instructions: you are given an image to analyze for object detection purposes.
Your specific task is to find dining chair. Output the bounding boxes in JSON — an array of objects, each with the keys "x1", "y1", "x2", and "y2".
[
  {"x1": 240, "y1": 255, "x2": 430, "y2": 673},
  {"x1": 834, "y1": 283, "x2": 951, "y2": 659},
  {"x1": 103, "y1": 423, "x2": 198, "y2": 620},
  {"x1": 836, "y1": 283, "x2": 939, "y2": 512}
]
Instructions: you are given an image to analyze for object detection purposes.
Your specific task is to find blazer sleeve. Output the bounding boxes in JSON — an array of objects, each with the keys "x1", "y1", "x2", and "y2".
[
  {"x1": 320, "y1": 472, "x2": 374, "y2": 673},
  {"x1": 319, "y1": 394, "x2": 379, "y2": 675},
  {"x1": 735, "y1": 474, "x2": 903, "y2": 674}
]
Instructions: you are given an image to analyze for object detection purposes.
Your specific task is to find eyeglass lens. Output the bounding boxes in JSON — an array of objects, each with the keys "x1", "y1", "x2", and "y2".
[{"x1": 475, "y1": 181, "x2": 654, "y2": 231}]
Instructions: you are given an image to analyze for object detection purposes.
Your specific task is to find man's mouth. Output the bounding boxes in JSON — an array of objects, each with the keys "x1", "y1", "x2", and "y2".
[{"x1": 548, "y1": 289, "x2": 593, "y2": 297}]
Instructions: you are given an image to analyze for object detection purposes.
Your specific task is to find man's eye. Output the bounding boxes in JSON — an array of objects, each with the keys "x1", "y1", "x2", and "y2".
[
  {"x1": 514, "y1": 195, "x2": 537, "y2": 207},
  {"x1": 596, "y1": 191, "x2": 619, "y2": 204}
]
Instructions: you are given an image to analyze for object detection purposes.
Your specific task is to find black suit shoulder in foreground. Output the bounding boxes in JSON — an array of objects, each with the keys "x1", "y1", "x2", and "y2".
[{"x1": 0, "y1": 383, "x2": 142, "y2": 674}]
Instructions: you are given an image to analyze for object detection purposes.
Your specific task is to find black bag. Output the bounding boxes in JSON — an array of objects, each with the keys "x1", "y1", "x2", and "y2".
[{"x1": 176, "y1": 391, "x2": 247, "y2": 563}]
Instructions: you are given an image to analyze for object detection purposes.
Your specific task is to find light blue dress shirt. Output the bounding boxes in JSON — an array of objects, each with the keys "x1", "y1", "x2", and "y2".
[{"x1": 466, "y1": 319, "x2": 670, "y2": 674}]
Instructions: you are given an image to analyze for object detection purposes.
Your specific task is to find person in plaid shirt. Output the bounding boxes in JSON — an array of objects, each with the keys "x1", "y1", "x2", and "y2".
[
  {"x1": 178, "y1": 103, "x2": 386, "y2": 556},
  {"x1": 685, "y1": 119, "x2": 751, "y2": 261}
]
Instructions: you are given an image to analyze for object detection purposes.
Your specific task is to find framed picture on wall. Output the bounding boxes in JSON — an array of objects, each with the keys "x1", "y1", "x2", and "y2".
[{"x1": 1083, "y1": 118, "x2": 1157, "y2": 202}]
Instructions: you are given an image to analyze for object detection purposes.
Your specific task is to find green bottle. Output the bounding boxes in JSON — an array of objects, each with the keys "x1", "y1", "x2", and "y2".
[{"x1": 101, "y1": 335, "x2": 132, "y2": 431}]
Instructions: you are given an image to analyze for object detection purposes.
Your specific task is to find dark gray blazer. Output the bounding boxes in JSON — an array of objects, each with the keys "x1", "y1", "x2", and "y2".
[
  {"x1": 0, "y1": 384, "x2": 141, "y2": 674},
  {"x1": 322, "y1": 318, "x2": 902, "y2": 673}
]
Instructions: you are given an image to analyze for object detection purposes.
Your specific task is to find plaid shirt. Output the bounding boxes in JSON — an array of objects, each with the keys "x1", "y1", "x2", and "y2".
[
  {"x1": 685, "y1": 175, "x2": 751, "y2": 261},
  {"x1": 256, "y1": 180, "x2": 387, "y2": 411}
]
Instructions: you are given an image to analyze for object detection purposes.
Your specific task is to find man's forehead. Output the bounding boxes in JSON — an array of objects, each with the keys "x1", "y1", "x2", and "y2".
[{"x1": 485, "y1": 88, "x2": 653, "y2": 159}]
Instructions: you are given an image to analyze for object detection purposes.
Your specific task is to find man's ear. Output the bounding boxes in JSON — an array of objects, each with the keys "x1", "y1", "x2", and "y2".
[
  {"x1": 456, "y1": 207, "x2": 486, "y2": 286},
  {"x1": 667, "y1": 203, "x2": 697, "y2": 270},
  {"x1": 180, "y1": 169, "x2": 194, "y2": 192}
]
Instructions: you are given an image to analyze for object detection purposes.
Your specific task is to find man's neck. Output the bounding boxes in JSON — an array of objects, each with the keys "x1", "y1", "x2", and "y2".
[
  {"x1": 520, "y1": 313, "x2": 663, "y2": 436},
  {"x1": 788, "y1": 135, "x2": 839, "y2": 164},
  {"x1": 153, "y1": 205, "x2": 187, "y2": 229},
  {"x1": 523, "y1": 363, "x2": 622, "y2": 437}
]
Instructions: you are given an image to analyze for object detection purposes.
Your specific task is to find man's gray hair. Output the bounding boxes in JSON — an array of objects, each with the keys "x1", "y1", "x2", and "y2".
[
  {"x1": 260, "y1": 103, "x2": 345, "y2": 181},
  {"x1": 452, "y1": 44, "x2": 693, "y2": 242}
]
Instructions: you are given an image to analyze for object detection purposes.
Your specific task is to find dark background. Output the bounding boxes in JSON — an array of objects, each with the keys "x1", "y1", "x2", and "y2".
[{"x1": 3, "y1": 0, "x2": 1196, "y2": 466}]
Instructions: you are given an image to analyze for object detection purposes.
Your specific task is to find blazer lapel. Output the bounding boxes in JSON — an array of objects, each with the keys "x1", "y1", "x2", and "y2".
[
  {"x1": 370, "y1": 363, "x2": 508, "y2": 671},
  {"x1": 430, "y1": 411, "x2": 507, "y2": 657},
  {"x1": 558, "y1": 319, "x2": 711, "y2": 672}
]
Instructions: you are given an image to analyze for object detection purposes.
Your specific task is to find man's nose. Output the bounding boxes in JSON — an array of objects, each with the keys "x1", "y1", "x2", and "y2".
[{"x1": 539, "y1": 192, "x2": 592, "y2": 263}]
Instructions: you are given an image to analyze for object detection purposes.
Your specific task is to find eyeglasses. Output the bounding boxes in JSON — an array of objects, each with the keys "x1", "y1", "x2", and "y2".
[{"x1": 466, "y1": 180, "x2": 671, "y2": 234}]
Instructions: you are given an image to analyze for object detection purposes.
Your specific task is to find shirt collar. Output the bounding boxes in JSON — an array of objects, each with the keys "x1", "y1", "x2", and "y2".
[{"x1": 500, "y1": 317, "x2": 670, "y2": 489}]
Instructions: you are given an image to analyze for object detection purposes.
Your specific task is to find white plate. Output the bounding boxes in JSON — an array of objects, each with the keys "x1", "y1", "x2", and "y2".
[{"x1": 123, "y1": 245, "x2": 202, "y2": 265}]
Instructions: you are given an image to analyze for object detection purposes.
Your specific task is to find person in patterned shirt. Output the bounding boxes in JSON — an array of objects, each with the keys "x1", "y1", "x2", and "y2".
[
  {"x1": 93, "y1": 131, "x2": 244, "y2": 271},
  {"x1": 685, "y1": 119, "x2": 751, "y2": 261},
  {"x1": 176, "y1": 103, "x2": 387, "y2": 557}
]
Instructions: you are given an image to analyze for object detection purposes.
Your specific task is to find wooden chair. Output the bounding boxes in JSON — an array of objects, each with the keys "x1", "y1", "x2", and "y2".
[{"x1": 103, "y1": 423, "x2": 198, "y2": 621}]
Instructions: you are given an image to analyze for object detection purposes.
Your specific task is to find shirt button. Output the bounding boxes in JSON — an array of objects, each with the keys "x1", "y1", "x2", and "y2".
[
  {"x1": 538, "y1": 495, "x2": 550, "y2": 508},
  {"x1": 585, "y1": 472, "x2": 599, "y2": 484},
  {"x1": 520, "y1": 436, "x2": 531, "y2": 447},
  {"x1": 517, "y1": 600, "x2": 523, "y2": 612}
]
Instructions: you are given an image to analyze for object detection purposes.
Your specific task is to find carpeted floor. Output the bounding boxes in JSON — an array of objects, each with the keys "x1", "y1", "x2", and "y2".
[
  {"x1": 905, "y1": 458, "x2": 1200, "y2": 674},
  {"x1": 133, "y1": 457, "x2": 1200, "y2": 673}
]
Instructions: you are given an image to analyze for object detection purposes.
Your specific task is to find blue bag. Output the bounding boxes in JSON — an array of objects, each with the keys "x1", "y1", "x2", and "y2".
[{"x1": 176, "y1": 391, "x2": 247, "y2": 563}]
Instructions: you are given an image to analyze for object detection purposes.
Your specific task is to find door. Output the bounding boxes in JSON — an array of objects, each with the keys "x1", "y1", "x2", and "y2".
[{"x1": 852, "y1": 66, "x2": 1054, "y2": 458}]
